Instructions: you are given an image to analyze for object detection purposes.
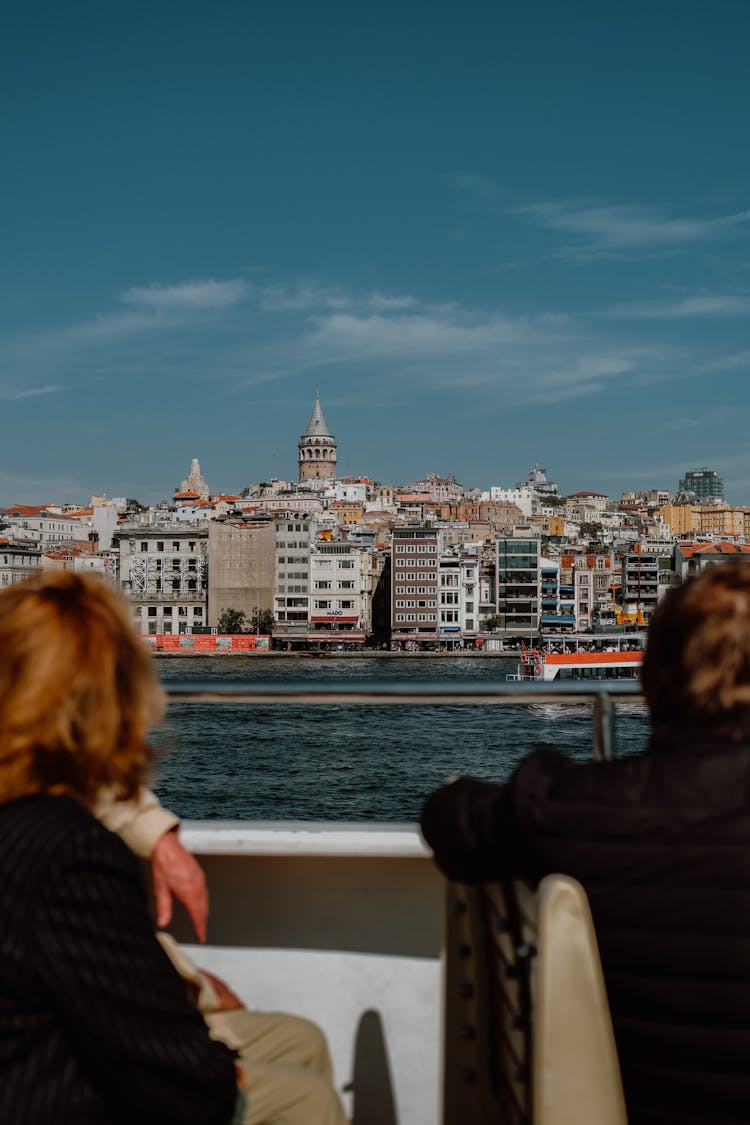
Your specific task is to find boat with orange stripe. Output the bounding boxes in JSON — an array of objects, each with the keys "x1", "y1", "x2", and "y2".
[{"x1": 509, "y1": 635, "x2": 645, "y2": 683}]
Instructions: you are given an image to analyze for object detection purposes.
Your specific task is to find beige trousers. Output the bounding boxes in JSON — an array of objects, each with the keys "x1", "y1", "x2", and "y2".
[{"x1": 205, "y1": 1008, "x2": 349, "y2": 1125}]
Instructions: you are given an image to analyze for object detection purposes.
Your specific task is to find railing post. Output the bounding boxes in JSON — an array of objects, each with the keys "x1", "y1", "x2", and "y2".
[{"x1": 592, "y1": 692, "x2": 615, "y2": 761}]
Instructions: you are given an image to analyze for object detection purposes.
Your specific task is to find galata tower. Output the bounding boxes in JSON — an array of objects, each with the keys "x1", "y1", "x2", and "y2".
[{"x1": 298, "y1": 388, "x2": 337, "y2": 482}]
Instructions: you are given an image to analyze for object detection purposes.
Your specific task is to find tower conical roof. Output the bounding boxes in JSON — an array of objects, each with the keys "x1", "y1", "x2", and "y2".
[{"x1": 303, "y1": 388, "x2": 332, "y2": 437}]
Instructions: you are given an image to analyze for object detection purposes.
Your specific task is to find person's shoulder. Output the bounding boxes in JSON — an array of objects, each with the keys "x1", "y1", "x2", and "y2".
[
  {"x1": 0, "y1": 793, "x2": 139, "y2": 887},
  {"x1": 509, "y1": 744, "x2": 650, "y2": 807}
]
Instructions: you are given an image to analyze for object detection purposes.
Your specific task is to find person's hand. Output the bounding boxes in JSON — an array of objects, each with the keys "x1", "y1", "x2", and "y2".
[
  {"x1": 200, "y1": 970, "x2": 245, "y2": 1011},
  {"x1": 151, "y1": 828, "x2": 209, "y2": 941}
]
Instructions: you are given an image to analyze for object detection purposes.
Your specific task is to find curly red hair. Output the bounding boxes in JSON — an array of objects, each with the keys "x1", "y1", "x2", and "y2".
[{"x1": 0, "y1": 571, "x2": 164, "y2": 804}]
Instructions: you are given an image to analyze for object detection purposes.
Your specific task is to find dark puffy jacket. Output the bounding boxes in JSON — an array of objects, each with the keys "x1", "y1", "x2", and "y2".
[{"x1": 420, "y1": 730, "x2": 750, "y2": 1125}]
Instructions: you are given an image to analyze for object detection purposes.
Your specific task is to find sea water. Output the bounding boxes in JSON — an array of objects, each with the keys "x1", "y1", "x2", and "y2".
[{"x1": 152, "y1": 656, "x2": 650, "y2": 822}]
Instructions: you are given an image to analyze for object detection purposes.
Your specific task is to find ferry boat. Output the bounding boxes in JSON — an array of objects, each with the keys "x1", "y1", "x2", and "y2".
[{"x1": 509, "y1": 634, "x2": 645, "y2": 683}]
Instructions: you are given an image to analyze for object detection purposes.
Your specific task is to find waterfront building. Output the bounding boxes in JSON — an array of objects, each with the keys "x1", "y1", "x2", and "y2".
[
  {"x1": 538, "y1": 558, "x2": 575, "y2": 634},
  {"x1": 298, "y1": 389, "x2": 337, "y2": 482},
  {"x1": 678, "y1": 467, "x2": 724, "y2": 499},
  {"x1": 495, "y1": 535, "x2": 541, "y2": 637},
  {"x1": 391, "y1": 526, "x2": 441, "y2": 647},
  {"x1": 0, "y1": 543, "x2": 41, "y2": 587},
  {"x1": 118, "y1": 526, "x2": 208, "y2": 635},
  {"x1": 308, "y1": 541, "x2": 371, "y2": 645},
  {"x1": 437, "y1": 554, "x2": 461, "y2": 647},
  {"x1": 459, "y1": 552, "x2": 480, "y2": 640},
  {"x1": 436, "y1": 549, "x2": 480, "y2": 647},
  {"x1": 273, "y1": 514, "x2": 316, "y2": 645},
  {"x1": 207, "y1": 519, "x2": 276, "y2": 628}
]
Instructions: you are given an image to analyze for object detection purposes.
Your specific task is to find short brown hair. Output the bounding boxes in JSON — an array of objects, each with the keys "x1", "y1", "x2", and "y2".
[
  {"x1": 642, "y1": 561, "x2": 750, "y2": 733},
  {"x1": 0, "y1": 571, "x2": 164, "y2": 804}
]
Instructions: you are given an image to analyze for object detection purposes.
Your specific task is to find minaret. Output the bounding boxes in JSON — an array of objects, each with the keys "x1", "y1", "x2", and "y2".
[{"x1": 298, "y1": 388, "x2": 337, "y2": 482}]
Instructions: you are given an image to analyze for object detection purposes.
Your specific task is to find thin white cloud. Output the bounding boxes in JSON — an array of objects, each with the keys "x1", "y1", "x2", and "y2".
[
  {"x1": 610, "y1": 294, "x2": 750, "y2": 319},
  {"x1": 0, "y1": 382, "x2": 62, "y2": 401},
  {"x1": 122, "y1": 278, "x2": 247, "y2": 310},
  {"x1": 709, "y1": 350, "x2": 750, "y2": 370},
  {"x1": 516, "y1": 201, "x2": 750, "y2": 257},
  {"x1": 67, "y1": 310, "x2": 173, "y2": 343},
  {"x1": 260, "y1": 285, "x2": 354, "y2": 312},
  {"x1": 368, "y1": 293, "x2": 417, "y2": 310},
  {"x1": 263, "y1": 305, "x2": 653, "y2": 407}
]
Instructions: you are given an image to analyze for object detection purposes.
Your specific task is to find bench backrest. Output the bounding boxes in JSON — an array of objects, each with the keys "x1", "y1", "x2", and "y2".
[{"x1": 443, "y1": 875, "x2": 627, "y2": 1125}]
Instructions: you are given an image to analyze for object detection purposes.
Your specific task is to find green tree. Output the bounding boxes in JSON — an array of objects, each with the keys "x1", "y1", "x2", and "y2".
[
  {"x1": 579, "y1": 521, "x2": 603, "y2": 541},
  {"x1": 482, "y1": 613, "x2": 503, "y2": 632},
  {"x1": 249, "y1": 608, "x2": 276, "y2": 634},
  {"x1": 217, "y1": 608, "x2": 247, "y2": 634}
]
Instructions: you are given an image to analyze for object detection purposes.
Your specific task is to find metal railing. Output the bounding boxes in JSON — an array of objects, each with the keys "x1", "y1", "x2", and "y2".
[{"x1": 165, "y1": 681, "x2": 643, "y2": 763}]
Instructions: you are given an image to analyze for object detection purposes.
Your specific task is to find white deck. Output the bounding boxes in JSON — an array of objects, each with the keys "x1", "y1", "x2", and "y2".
[{"x1": 176, "y1": 822, "x2": 444, "y2": 1125}]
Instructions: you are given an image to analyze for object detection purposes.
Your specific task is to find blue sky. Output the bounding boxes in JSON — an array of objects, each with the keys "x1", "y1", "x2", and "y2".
[{"x1": 2, "y1": 1, "x2": 749, "y2": 504}]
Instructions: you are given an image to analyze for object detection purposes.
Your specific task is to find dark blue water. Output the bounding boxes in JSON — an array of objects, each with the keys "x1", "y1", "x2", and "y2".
[{"x1": 152, "y1": 656, "x2": 649, "y2": 822}]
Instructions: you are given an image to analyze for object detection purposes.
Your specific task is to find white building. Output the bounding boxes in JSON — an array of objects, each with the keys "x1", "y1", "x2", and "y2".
[
  {"x1": 487, "y1": 487, "x2": 534, "y2": 518},
  {"x1": 1, "y1": 510, "x2": 93, "y2": 548},
  {"x1": 118, "y1": 527, "x2": 208, "y2": 635},
  {"x1": 0, "y1": 545, "x2": 42, "y2": 587},
  {"x1": 437, "y1": 550, "x2": 481, "y2": 647},
  {"x1": 274, "y1": 514, "x2": 316, "y2": 645},
  {"x1": 308, "y1": 542, "x2": 371, "y2": 645}
]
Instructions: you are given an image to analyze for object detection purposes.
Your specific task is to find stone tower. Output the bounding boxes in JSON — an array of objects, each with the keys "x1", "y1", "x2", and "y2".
[{"x1": 298, "y1": 388, "x2": 337, "y2": 482}]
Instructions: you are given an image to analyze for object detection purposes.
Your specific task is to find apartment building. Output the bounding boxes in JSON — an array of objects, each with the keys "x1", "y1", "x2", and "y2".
[
  {"x1": 495, "y1": 535, "x2": 541, "y2": 637},
  {"x1": 391, "y1": 526, "x2": 441, "y2": 647},
  {"x1": 539, "y1": 559, "x2": 576, "y2": 634},
  {"x1": 436, "y1": 550, "x2": 480, "y2": 647},
  {"x1": 620, "y1": 544, "x2": 673, "y2": 623},
  {"x1": 308, "y1": 541, "x2": 371, "y2": 645},
  {"x1": 273, "y1": 514, "x2": 316, "y2": 645},
  {"x1": 0, "y1": 544, "x2": 41, "y2": 587},
  {"x1": 118, "y1": 527, "x2": 208, "y2": 635},
  {"x1": 207, "y1": 519, "x2": 276, "y2": 627}
]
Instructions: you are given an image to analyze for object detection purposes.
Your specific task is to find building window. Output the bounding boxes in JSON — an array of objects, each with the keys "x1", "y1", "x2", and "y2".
[
  {"x1": 140, "y1": 542, "x2": 148, "y2": 552},
  {"x1": 157, "y1": 542, "x2": 164, "y2": 552}
]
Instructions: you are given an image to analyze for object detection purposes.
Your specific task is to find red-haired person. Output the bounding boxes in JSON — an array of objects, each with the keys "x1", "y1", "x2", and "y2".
[
  {"x1": 0, "y1": 572, "x2": 242, "y2": 1125},
  {"x1": 421, "y1": 562, "x2": 750, "y2": 1125}
]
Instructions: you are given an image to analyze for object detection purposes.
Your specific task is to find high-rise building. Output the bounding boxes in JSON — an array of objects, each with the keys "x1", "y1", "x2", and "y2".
[
  {"x1": 495, "y1": 536, "x2": 541, "y2": 637},
  {"x1": 391, "y1": 526, "x2": 440, "y2": 647},
  {"x1": 298, "y1": 389, "x2": 337, "y2": 482},
  {"x1": 678, "y1": 468, "x2": 724, "y2": 499}
]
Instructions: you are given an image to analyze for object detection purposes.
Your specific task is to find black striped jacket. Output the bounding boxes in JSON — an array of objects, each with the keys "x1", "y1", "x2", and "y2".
[{"x1": 0, "y1": 792, "x2": 238, "y2": 1125}]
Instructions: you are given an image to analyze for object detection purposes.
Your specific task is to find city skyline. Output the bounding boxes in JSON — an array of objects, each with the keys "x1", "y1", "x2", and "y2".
[{"x1": 2, "y1": 2, "x2": 749, "y2": 503}]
